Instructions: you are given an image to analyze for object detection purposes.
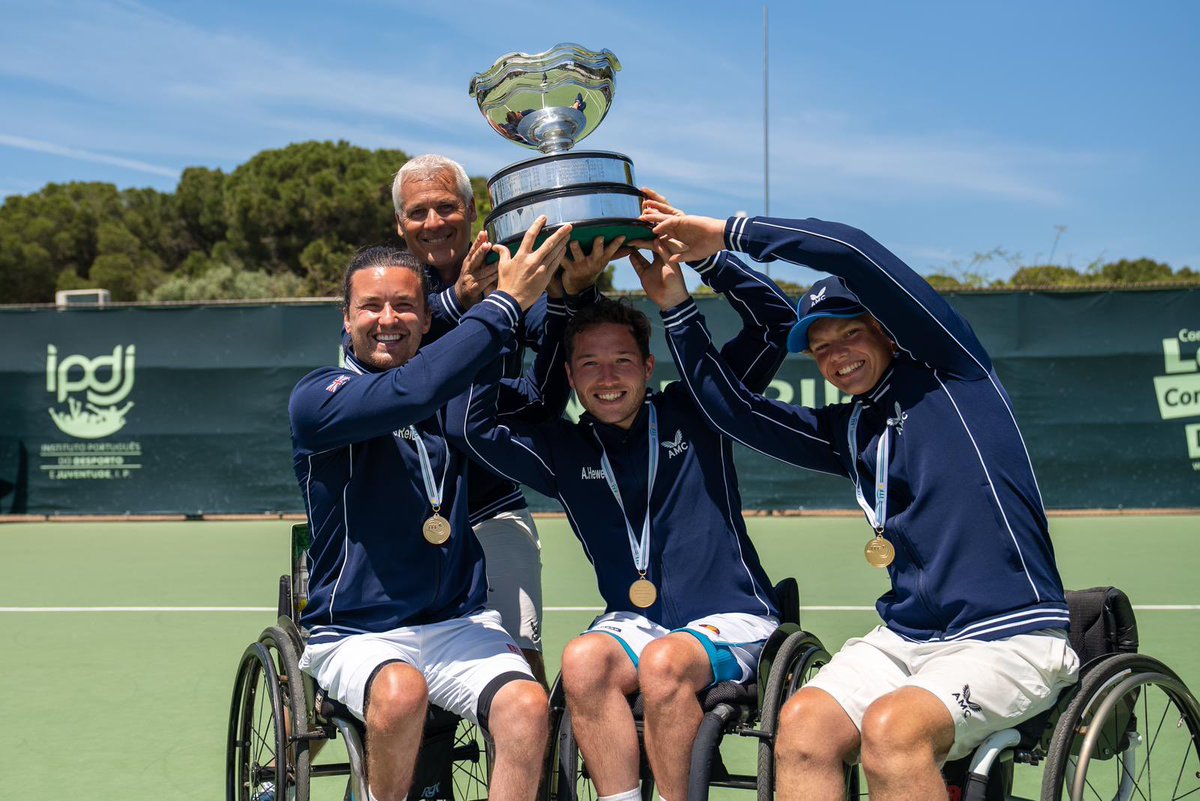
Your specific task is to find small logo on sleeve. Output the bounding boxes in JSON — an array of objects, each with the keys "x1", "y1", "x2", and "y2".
[{"x1": 325, "y1": 375, "x2": 352, "y2": 393}]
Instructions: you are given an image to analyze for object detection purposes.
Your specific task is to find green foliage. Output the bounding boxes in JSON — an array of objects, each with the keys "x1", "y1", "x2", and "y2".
[
  {"x1": 3, "y1": 149, "x2": 1198, "y2": 305},
  {"x1": 222, "y1": 140, "x2": 405, "y2": 275},
  {"x1": 149, "y1": 264, "x2": 304, "y2": 301}
]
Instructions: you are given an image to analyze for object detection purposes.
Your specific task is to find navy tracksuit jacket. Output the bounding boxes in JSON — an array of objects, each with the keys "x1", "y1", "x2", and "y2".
[
  {"x1": 447, "y1": 252, "x2": 795, "y2": 629},
  {"x1": 289, "y1": 292, "x2": 541, "y2": 639},
  {"x1": 665, "y1": 216, "x2": 1069, "y2": 643}
]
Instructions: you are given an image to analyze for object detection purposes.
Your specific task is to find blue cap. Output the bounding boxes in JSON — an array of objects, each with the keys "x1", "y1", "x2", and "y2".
[{"x1": 786, "y1": 277, "x2": 868, "y2": 353}]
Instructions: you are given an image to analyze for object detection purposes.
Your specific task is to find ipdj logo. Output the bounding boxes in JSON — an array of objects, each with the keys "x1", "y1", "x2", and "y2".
[{"x1": 46, "y1": 345, "x2": 136, "y2": 439}]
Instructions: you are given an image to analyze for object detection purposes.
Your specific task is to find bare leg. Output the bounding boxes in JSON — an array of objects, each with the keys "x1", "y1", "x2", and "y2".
[
  {"x1": 774, "y1": 687, "x2": 861, "y2": 801},
  {"x1": 486, "y1": 679, "x2": 550, "y2": 801},
  {"x1": 365, "y1": 663, "x2": 428, "y2": 801},
  {"x1": 860, "y1": 687, "x2": 955, "y2": 801},
  {"x1": 561, "y1": 634, "x2": 641, "y2": 795},
  {"x1": 637, "y1": 634, "x2": 713, "y2": 801}
]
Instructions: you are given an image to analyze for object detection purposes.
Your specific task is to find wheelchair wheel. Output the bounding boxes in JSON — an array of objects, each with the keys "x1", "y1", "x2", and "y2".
[
  {"x1": 556, "y1": 705, "x2": 655, "y2": 801},
  {"x1": 448, "y1": 718, "x2": 492, "y2": 801},
  {"x1": 226, "y1": 628, "x2": 311, "y2": 801},
  {"x1": 1040, "y1": 652, "x2": 1200, "y2": 801},
  {"x1": 756, "y1": 632, "x2": 830, "y2": 801}
]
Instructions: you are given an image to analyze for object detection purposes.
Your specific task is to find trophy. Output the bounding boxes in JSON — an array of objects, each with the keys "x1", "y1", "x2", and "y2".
[{"x1": 469, "y1": 43, "x2": 650, "y2": 256}]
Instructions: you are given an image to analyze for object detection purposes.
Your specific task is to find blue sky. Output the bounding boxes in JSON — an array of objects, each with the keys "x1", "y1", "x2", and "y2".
[{"x1": 1, "y1": 0, "x2": 1197, "y2": 290}]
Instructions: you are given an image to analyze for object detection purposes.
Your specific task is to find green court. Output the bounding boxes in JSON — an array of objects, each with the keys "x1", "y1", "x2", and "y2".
[{"x1": 2, "y1": 515, "x2": 1197, "y2": 799}]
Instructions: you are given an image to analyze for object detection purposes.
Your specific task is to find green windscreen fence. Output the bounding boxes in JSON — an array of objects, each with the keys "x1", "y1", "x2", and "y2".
[{"x1": 0, "y1": 288, "x2": 1197, "y2": 514}]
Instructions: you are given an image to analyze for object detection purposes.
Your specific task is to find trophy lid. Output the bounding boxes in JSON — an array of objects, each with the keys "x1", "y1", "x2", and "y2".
[{"x1": 469, "y1": 43, "x2": 621, "y2": 154}]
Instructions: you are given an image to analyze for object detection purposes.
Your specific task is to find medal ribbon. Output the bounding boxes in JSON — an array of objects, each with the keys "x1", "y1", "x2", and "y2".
[
  {"x1": 847, "y1": 403, "x2": 900, "y2": 533},
  {"x1": 597, "y1": 403, "x2": 658, "y2": 577},
  {"x1": 408, "y1": 424, "x2": 449, "y2": 514}
]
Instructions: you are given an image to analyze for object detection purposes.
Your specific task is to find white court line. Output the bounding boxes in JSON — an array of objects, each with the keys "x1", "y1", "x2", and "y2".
[{"x1": 1, "y1": 605, "x2": 1198, "y2": 613}]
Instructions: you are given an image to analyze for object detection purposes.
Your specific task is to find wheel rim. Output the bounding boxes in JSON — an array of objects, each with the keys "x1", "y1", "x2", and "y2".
[
  {"x1": 236, "y1": 645, "x2": 287, "y2": 801},
  {"x1": 1064, "y1": 671, "x2": 1200, "y2": 801}
]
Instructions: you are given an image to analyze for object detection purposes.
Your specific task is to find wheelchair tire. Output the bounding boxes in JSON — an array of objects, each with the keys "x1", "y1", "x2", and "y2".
[
  {"x1": 261, "y1": 625, "x2": 311, "y2": 801},
  {"x1": 227, "y1": 641, "x2": 291, "y2": 801},
  {"x1": 1039, "y1": 652, "x2": 1200, "y2": 801},
  {"x1": 756, "y1": 632, "x2": 829, "y2": 801},
  {"x1": 556, "y1": 705, "x2": 655, "y2": 801}
]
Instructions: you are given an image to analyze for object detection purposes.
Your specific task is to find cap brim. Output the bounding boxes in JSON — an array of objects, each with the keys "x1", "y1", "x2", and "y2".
[{"x1": 787, "y1": 311, "x2": 867, "y2": 353}]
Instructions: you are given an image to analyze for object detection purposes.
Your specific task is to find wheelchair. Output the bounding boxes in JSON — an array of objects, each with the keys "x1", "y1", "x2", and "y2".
[
  {"x1": 542, "y1": 577, "x2": 860, "y2": 801},
  {"x1": 816, "y1": 587, "x2": 1200, "y2": 801},
  {"x1": 225, "y1": 523, "x2": 493, "y2": 801}
]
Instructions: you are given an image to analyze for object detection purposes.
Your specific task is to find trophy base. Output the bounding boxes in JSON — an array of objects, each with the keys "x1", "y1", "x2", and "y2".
[{"x1": 484, "y1": 218, "x2": 653, "y2": 265}]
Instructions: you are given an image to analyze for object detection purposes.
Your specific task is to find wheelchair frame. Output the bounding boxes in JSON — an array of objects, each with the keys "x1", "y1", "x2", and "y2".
[{"x1": 225, "y1": 523, "x2": 493, "y2": 801}]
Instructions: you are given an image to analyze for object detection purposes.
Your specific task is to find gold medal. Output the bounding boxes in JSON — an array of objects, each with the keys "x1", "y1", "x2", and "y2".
[
  {"x1": 629, "y1": 577, "x2": 658, "y2": 608},
  {"x1": 864, "y1": 534, "x2": 895, "y2": 568},
  {"x1": 423, "y1": 513, "x2": 451, "y2": 545}
]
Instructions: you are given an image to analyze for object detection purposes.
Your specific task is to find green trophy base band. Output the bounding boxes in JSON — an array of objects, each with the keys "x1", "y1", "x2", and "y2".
[{"x1": 485, "y1": 220, "x2": 653, "y2": 264}]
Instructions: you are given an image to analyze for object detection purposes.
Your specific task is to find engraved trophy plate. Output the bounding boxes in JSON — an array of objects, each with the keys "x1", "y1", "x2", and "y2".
[{"x1": 470, "y1": 43, "x2": 650, "y2": 256}]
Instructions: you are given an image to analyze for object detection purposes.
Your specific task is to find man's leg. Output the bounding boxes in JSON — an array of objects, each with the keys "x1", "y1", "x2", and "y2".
[
  {"x1": 561, "y1": 632, "x2": 642, "y2": 796},
  {"x1": 364, "y1": 663, "x2": 431, "y2": 801},
  {"x1": 485, "y1": 679, "x2": 550, "y2": 801},
  {"x1": 637, "y1": 633, "x2": 713, "y2": 801},
  {"x1": 473, "y1": 510, "x2": 548, "y2": 688},
  {"x1": 774, "y1": 688, "x2": 861, "y2": 801},
  {"x1": 860, "y1": 687, "x2": 955, "y2": 801}
]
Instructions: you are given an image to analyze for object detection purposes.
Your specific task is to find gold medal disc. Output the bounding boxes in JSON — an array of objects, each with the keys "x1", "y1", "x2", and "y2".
[
  {"x1": 864, "y1": 535, "x2": 895, "y2": 568},
  {"x1": 629, "y1": 578, "x2": 658, "y2": 608},
  {"x1": 423, "y1": 513, "x2": 451, "y2": 545}
]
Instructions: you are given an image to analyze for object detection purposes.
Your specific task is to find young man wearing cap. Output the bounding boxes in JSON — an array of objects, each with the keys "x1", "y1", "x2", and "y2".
[
  {"x1": 447, "y1": 234, "x2": 796, "y2": 801},
  {"x1": 639, "y1": 207, "x2": 1079, "y2": 801}
]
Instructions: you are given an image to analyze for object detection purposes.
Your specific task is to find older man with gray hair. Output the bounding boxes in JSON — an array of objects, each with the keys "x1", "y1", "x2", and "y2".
[{"x1": 389, "y1": 154, "x2": 618, "y2": 684}]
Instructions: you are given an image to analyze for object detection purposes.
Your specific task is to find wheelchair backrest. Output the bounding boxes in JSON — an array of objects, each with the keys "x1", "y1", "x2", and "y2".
[
  {"x1": 284, "y1": 522, "x2": 311, "y2": 623},
  {"x1": 1065, "y1": 586, "x2": 1138, "y2": 668},
  {"x1": 773, "y1": 577, "x2": 801, "y2": 626}
]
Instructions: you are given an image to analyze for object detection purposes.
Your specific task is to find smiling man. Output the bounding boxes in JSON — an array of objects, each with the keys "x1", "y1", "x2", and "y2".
[
  {"x1": 390, "y1": 155, "x2": 609, "y2": 685},
  {"x1": 288, "y1": 221, "x2": 571, "y2": 801},
  {"x1": 448, "y1": 224, "x2": 797, "y2": 801},
  {"x1": 641, "y1": 206, "x2": 1079, "y2": 801}
]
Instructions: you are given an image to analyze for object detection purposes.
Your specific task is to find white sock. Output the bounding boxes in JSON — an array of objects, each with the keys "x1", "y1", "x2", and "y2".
[
  {"x1": 597, "y1": 788, "x2": 641, "y2": 801},
  {"x1": 364, "y1": 787, "x2": 402, "y2": 801}
]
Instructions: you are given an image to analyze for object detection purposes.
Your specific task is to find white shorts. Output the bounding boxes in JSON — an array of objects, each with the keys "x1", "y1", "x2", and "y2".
[
  {"x1": 473, "y1": 508, "x2": 543, "y2": 652},
  {"x1": 586, "y1": 610, "x2": 779, "y2": 685},
  {"x1": 298, "y1": 609, "x2": 534, "y2": 725},
  {"x1": 805, "y1": 626, "x2": 1080, "y2": 761}
]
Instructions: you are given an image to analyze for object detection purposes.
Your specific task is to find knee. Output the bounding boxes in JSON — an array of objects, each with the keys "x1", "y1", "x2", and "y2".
[
  {"x1": 860, "y1": 692, "x2": 948, "y2": 770},
  {"x1": 776, "y1": 690, "x2": 857, "y2": 765},
  {"x1": 638, "y1": 638, "x2": 698, "y2": 704},
  {"x1": 365, "y1": 663, "x2": 428, "y2": 735},
  {"x1": 562, "y1": 635, "x2": 626, "y2": 698},
  {"x1": 488, "y1": 679, "x2": 549, "y2": 746}
]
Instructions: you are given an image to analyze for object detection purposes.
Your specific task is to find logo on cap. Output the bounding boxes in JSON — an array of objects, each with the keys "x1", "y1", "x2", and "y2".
[{"x1": 809, "y1": 287, "x2": 827, "y2": 306}]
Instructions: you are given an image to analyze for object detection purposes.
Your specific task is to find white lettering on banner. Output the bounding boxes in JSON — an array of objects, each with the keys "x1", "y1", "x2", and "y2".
[
  {"x1": 1161, "y1": 338, "x2": 1199, "y2": 374},
  {"x1": 1186, "y1": 424, "x2": 1200, "y2": 460},
  {"x1": 1179, "y1": 329, "x2": 1200, "y2": 343},
  {"x1": 1154, "y1": 374, "x2": 1200, "y2": 420},
  {"x1": 45, "y1": 344, "x2": 136, "y2": 439}
]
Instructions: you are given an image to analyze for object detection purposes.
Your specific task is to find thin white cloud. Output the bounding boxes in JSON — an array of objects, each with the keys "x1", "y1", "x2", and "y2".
[{"x1": 0, "y1": 133, "x2": 180, "y2": 179}]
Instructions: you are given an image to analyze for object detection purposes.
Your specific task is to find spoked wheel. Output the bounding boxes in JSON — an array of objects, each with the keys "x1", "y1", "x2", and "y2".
[
  {"x1": 448, "y1": 718, "x2": 493, "y2": 801},
  {"x1": 1040, "y1": 653, "x2": 1200, "y2": 801},
  {"x1": 228, "y1": 642, "x2": 289, "y2": 801},
  {"x1": 756, "y1": 632, "x2": 837, "y2": 801},
  {"x1": 556, "y1": 705, "x2": 655, "y2": 801},
  {"x1": 226, "y1": 627, "x2": 311, "y2": 801}
]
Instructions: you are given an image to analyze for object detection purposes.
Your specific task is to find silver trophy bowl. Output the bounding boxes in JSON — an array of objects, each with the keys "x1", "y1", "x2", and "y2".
[{"x1": 469, "y1": 43, "x2": 650, "y2": 257}]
